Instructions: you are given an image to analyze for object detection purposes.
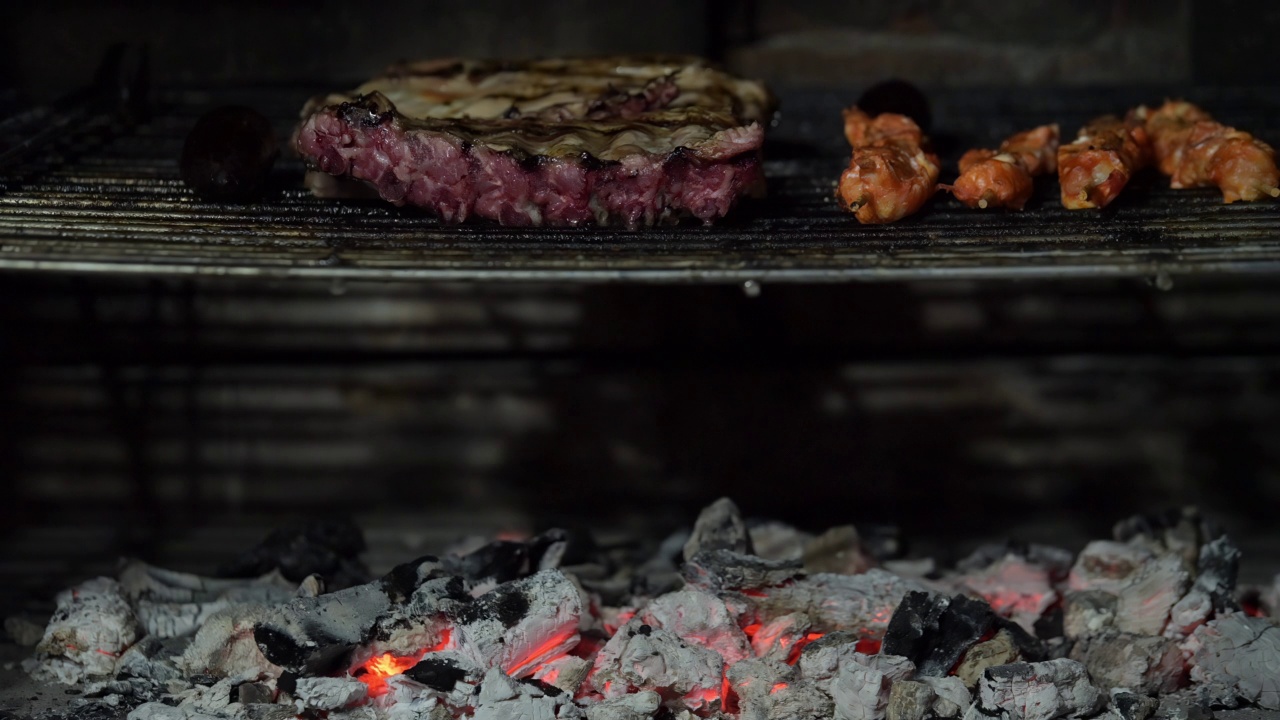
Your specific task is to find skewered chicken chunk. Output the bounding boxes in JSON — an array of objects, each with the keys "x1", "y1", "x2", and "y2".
[
  {"x1": 949, "y1": 124, "x2": 1059, "y2": 210},
  {"x1": 1058, "y1": 115, "x2": 1151, "y2": 210},
  {"x1": 1136, "y1": 100, "x2": 1279, "y2": 203},
  {"x1": 838, "y1": 108, "x2": 940, "y2": 224}
]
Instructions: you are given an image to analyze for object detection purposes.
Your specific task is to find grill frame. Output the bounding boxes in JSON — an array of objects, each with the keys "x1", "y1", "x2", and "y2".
[{"x1": 1, "y1": 84, "x2": 1279, "y2": 283}]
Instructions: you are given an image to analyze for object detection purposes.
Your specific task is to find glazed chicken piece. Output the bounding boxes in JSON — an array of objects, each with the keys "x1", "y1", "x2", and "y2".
[
  {"x1": 1057, "y1": 115, "x2": 1152, "y2": 210},
  {"x1": 838, "y1": 107, "x2": 940, "y2": 224},
  {"x1": 948, "y1": 124, "x2": 1059, "y2": 210},
  {"x1": 1137, "y1": 100, "x2": 1279, "y2": 203}
]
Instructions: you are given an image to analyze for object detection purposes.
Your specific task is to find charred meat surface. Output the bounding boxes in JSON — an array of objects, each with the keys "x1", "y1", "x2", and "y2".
[{"x1": 294, "y1": 57, "x2": 773, "y2": 227}]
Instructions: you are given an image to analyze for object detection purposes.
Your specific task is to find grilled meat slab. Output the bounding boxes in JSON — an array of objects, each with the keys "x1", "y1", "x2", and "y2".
[{"x1": 294, "y1": 57, "x2": 773, "y2": 227}]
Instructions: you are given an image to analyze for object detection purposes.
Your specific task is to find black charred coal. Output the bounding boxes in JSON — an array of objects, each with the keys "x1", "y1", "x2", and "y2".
[
  {"x1": 860, "y1": 524, "x2": 906, "y2": 562},
  {"x1": 444, "y1": 540, "x2": 529, "y2": 584},
  {"x1": 253, "y1": 626, "x2": 312, "y2": 671},
  {"x1": 1113, "y1": 507, "x2": 1225, "y2": 547},
  {"x1": 1034, "y1": 606, "x2": 1065, "y2": 640},
  {"x1": 217, "y1": 518, "x2": 369, "y2": 588},
  {"x1": 237, "y1": 682, "x2": 274, "y2": 705},
  {"x1": 1196, "y1": 536, "x2": 1242, "y2": 612},
  {"x1": 682, "y1": 549, "x2": 802, "y2": 592},
  {"x1": 521, "y1": 678, "x2": 564, "y2": 697},
  {"x1": 453, "y1": 582, "x2": 531, "y2": 628},
  {"x1": 885, "y1": 592, "x2": 1043, "y2": 676},
  {"x1": 276, "y1": 672, "x2": 298, "y2": 695},
  {"x1": 381, "y1": 555, "x2": 455, "y2": 603},
  {"x1": 405, "y1": 657, "x2": 469, "y2": 692},
  {"x1": 1112, "y1": 691, "x2": 1158, "y2": 720},
  {"x1": 528, "y1": 528, "x2": 599, "y2": 570}
]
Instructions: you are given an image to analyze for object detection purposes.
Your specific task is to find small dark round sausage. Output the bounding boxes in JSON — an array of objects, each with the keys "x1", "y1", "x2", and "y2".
[
  {"x1": 180, "y1": 106, "x2": 278, "y2": 201},
  {"x1": 857, "y1": 79, "x2": 932, "y2": 134}
]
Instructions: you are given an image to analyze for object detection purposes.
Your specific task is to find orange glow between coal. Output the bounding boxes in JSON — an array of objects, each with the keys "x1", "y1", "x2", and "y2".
[
  {"x1": 506, "y1": 631, "x2": 578, "y2": 677},
  {"x1": 356, "y1": 653, "x2": 420, "y2": 696}
]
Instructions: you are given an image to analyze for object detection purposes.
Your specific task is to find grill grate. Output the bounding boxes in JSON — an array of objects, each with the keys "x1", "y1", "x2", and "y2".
[{"x1": 0, "y1": 85, "x2": 1278, "y2": 281}]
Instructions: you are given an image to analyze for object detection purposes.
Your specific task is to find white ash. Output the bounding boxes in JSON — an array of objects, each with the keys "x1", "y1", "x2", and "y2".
[
  {"x1": 175, "y1": 677, "x2": 241, "y2": 715},
  {"x1": 955, "y1": 629, "x2": 1022, "y2": 689},
  {"x1": 25, "y1": 577, "x2": 141, "y2": 685},
  {"x1": 748, "y1": 520, "x2": 812, "y2": 562},
  {"x1": 803, "y1": 525, "x2": 875, "y2": 576},
  {"x1": 1165, "y1": 538, "x2": 1243, "y2": 640},
  {"x1": 919, "y1": 676, "x2": 970, "y2": 717},
  {"x1": 828, "y1": 659, "x2": 898, "y2": 720},
  {"x1": 130, "y1": 701, "x2": 223, "y2": 720},
  {"x1": 1079, "y1": 633, "x2": 1185, "y2": 695},
  {"x1": 959, "y1": 544, "x2": 1075, "y2": 578},
  {"x1": 883, "y1": 559, "x2": 937, "y2": 580},
  {"x1": 728, "y1": 657, "x2": 830, "y2": 720},
  {"x1": 471, "y1": 667, "x2": 563, "y2": 720},
  {"x1": 1062, "y1": 590, "x2": 1118, "y2": 641},
  {"x1": 683, "y1": 497, "x2": 753, "y2": 560},
  {"x1": 179, "y1": 603, "x2": 279, "y2": 680},
  {"x1": 590, "y1": 619, "x2": 724, "y2": 714},
  {"x1": 584, "y1": 691, "x2": 662, "y2": 720},
  {"x1": 682, "y1": 549, "x2": 802, "y2": 594},
  {"x1": 119, "y1": 561, "x2": 297, "y2": 605},
  {"x1": 452, "y1": 569, "x2": 583, "y2": 677},
  {"x1": 116, "y1": 636, "x2": 183, "y2": 682},
  {"x1": 887, "y1": 680, "x2": 936, "y2": 720},
  {"x1": 294, "y1": 676, "x2": 368, "y2": 711},
  {"x1": 757, "y1": 570, "x2": 923, "y2": 636},
  {"x1": 252, "y1": 580, "x2": 394, "y2": 672},
  {"x1": 799, "y1": 635, "x2": 915, "y2": 690},
  {"x1": 953, "y1": 553, "x2": 1057, "y2": 633},
  {"x1": 1183, "y1": 611, "x2": 1280, "y2": 710},
  {"x1": 749, "y1": 612, "x2": 812, "y2": 663},
  {"x1": 977, "y1": 659, "x2": 1103, "y2": 720},
  {"x1": 640, "y1": 588, "x2": 752, "y2": 664},
  {"x1": 1068, "y1": 542, "x2": 1190, "y2": 636},
  {"x1": 532, "y1": 654, "x2": 593, "y2": 695}
]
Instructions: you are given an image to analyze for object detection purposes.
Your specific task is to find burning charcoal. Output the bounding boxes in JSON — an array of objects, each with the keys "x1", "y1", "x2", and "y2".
[
  {"x1": 252, "y1": 580, "x2": 394, "y2": 675},
  {"x1": 1155, "y1": 689, "x2": 1219, "y2": 720},
  {"x1": 403, "y1": 652, "x2": 483, "y2": 692},
  {"x1": 640, "y1": 588, "x2": 752, "y2": 665},
  {"x1": 585, "y1": 690, "x2": 662, "y2": 720},
  {"x1": 529, "y1": 528, "x2": 599, "y2": 571},
  {"x1": 829, "y1": 658, "x2": 911, "y2": 720},
  {"x1": 1183, "y1": 611, "x2": 1280, "y2": 710},
  {"x1": 129, "y1": 703, "x2": 216, "y2": 720},
  {"x1": 958, "y1": 543, "x2": 1075, "y2": 579},
  {"x1": 119, "y1": 560, "x2": 298, "y2": 604},
  {"x1": 757, "y1": 570, "x2": 923, "y2": 637},
  {"x1": 532, "y1": 654, "x2": 592, "y2": 695},
  {"x1": 803, "y1": 526, "x2": 876, "y2": 575},
  {"x1": 955, "y1": 630, "x2": 1022, "y2": 689},
  {"x1": 799, "y1": 635, "x2": 915, "y2": 694},
  {"x1": 750, "y1": 613, "x2": 814, "y2": 663},
  {"x1": 1113, "y1": 508, "x2": 1223, "y2": 570},
  {"x1": 1166, "y1": 538, "x2": 1243, "y2": 639},
  {"x1": 977, "y1": 659, "x2": 1103, "y2": 720},
  {"x1": 590, "y1": 618, "x2": 724, "y2": 714},
  {"x1": 24, "y1": 577, "x2": 141, "y2": 685},
  {"x1": 920, "y1": 676, "x2": 970, "y2": 717},
  {"x1": 1068, "y1": 542, "x2": 1190, "y2": 637},
  {"x1": 450, "y1": 569, "x2": 584, "y2": 678},
  {"x1": 1081, "y1": 633, "x2": 1185, "y2": 695},
  {"x1": 364, "y1": 576, "x2": 464, "y2": 659},
  {"x1": 683, "y1": 550, "x2": 802, "y2": 593},
  {"x1": 683, "y1": 497, "x2": 753, "y2": 560},
  {"x1": 1110, "y1": 689, "x2": 1158, "y2": 720},
  {"x1": 728, "y1": 660, "x2": 834, "y2": 720},
  {"x1": 1062, "y1": 591, "x2": 1117, "y2": 641},
  {"x1": 954, "y1": 553, "x2": 1058, "y2": 633},
  {"x1": 748, "y1": 520, "x2": 813, "y2": 562},
  {"x1": 471, "y1": 667, "x2": 564, "y2": 720},
  {"x1": 175, "y1": 676, "x2": 239, "y2": 714},
  {"x1": 217, "y1": 518, "x2": 369, "y2": 589},
  {"x1": 887, "y1": 680, "x2": 936, "y2": 720},
  {"x1": 293, "y1": 677, "x2": 367, "y2": 711}
]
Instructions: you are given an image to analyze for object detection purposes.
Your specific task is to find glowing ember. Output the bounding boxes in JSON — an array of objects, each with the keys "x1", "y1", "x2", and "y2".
[
  {"x1": 355, "y1": 653, "x2": 419, "y2": 696},
  {"x1": 770, "y1": 682, "x2": 788, "y2": 694},
  {"x1": 786, "y1": 633, "x2": 825, "y2": 665},
  {"x1": 507, "y1": 631, "x2": 579, "y2": 677},
  {"x1": 854, "y1": 638, "x2": 882, "y2": 655}
]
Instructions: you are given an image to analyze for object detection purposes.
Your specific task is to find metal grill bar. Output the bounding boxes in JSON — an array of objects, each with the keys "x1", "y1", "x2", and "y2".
[{"x1": 0, "y1": 85, "x2": 1278, "y2": 282}]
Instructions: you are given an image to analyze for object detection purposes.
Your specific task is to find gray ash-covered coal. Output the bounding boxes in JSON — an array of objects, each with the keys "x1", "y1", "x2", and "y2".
[{"x1": 10, "y1": 500, "x2": 1280, "y2": 720}]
